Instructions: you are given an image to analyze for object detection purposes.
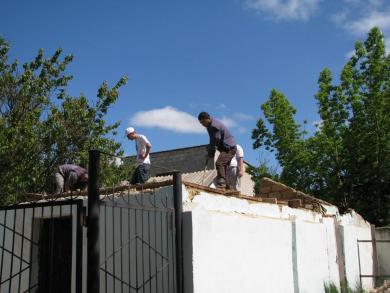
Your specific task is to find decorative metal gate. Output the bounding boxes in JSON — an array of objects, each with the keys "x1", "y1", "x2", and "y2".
[
  {"x1": 87, "y1": 150, "x2": 183, "y2": 293},
  {"x1": 0, "y1": 199, "x2": 83, "y2": 293},
  {"x1": 98, "y1": 184, "x2": 176, "y2": 293}
]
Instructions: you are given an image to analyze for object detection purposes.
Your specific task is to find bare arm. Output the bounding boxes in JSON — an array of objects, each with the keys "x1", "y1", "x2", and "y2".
[
  {"x1": 144, "y1": 143, "x2": 151, "y2": 159},
  {"x1": 238, "y1": 157, "x2": 244, "y2": 177}
]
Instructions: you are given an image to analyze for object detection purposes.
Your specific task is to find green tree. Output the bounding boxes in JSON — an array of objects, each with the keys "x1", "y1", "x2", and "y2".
[
  {"x1": 252, "y1": 27, "x2": 390, "y2": 225},
  {"x1": 0, "y1": 36, "x2": 128, "y2": 203},
  {"x1": 251, "y1": 89, "x2": 312, "y2": 192}
]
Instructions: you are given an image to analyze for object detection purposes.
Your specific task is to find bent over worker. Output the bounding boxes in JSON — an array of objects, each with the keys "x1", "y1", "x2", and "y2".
[
  {"x1": 198, "y1": 112, "x2": 236, "y2": 189},
  {"x1": 125, "y1": 127, "x2": 152, "y2": 184},
  {"x1": 54, "y1": 164, "x2": 88, "y2": 194}
]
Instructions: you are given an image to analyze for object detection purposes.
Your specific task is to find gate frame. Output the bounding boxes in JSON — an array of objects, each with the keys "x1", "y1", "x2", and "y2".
[
  {"x1": 0, "y1": 198, "x2": 84, "y2": 293},
  {"x1": 357, "y1": 225, "x2": 390, "y2": 288},
  {"x1": 87, "y1": 149, "x2": 184, "y2": 293}
]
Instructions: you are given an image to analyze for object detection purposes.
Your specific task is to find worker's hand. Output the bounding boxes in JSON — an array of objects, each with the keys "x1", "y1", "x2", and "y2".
[{"x1": 238, "y1": 169, "x2": 244, "y2": 178}]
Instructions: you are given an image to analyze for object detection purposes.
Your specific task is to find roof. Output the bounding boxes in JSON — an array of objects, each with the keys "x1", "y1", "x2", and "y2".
[
  {"x1": 147, "y1": 169, "x2": 217, "y2": 187},
  {"x1": 126, "y1": 144, "x2": 214, "y2": 176},
  {"x1": 256, "y1": 177, "x2": 333, "y2": 211}
]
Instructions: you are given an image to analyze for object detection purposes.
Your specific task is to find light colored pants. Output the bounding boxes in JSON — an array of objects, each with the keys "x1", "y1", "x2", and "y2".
[
  {"x1": 226, "y1": 166, "x2": 241, "y2": 191},
  {"x1": 54, "y1": 172, "x2": 64, "y2": 194},
  {"x1": 54, "y1": 171, "x2": 79, "y2": 194}
]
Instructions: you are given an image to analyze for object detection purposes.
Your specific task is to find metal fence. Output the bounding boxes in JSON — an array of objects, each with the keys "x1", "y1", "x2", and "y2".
[
  {"x1": 87, "y1": 150, "x2": 183, "y2": 293},
  {"x1": 358, "y1": 237, "x2": 390, "y2": 287},
  {"x1": 0, "y1": 199, "x2": 83, "y2": 293},
  {"x1": 0, "y1": 149, "x2": 183, "y2": 293}
]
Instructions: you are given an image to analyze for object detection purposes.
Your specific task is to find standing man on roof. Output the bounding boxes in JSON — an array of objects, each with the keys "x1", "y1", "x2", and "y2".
[
  {"x1": 125, "y1": 127, "x2": 152, "y2": 184},
  {"x1": 198, "y1": 112, "x2": 236, "y2": 189},
  {"x1": 54, "y1": 164, "x2": 88, "y2": 194},
  {"x1": 227, "y1": 144, "x2": 244, "y2": 191}
]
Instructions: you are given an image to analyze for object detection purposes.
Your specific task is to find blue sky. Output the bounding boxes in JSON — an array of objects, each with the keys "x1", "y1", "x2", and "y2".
[{"x1": 2, "y1": 0, "x2": 390, "y2": 167}]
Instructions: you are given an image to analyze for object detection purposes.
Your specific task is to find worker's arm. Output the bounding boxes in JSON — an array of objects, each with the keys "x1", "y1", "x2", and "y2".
[
  {"x1": 238, "y1": 157, "x2": 244, "y2": 177},
  {"x1": 207, "y1": 127, "x2": 217, "y2": 158},
  {"x1": 143, "y1": 143, "x2": 151, "y2": 159}
]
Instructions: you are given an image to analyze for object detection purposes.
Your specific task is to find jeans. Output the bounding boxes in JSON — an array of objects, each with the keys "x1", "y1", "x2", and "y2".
[
  {"x1": 215, "y1": 146, "x2": 236, "y2": 187},
  {"x1": 130, "y1": 164, "x2": 151, "y2": 184}
]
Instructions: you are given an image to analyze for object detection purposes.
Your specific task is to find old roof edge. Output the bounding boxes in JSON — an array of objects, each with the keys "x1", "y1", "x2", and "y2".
[{"x1": 259, "y1": 177, "x2": 334, "y2": 206}]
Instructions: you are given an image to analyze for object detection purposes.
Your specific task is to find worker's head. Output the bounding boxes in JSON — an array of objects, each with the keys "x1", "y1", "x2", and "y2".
[
  {"x1": 125, "y1": 127, "x2": 137, "y2": 140},
  {"x1": 198, "y1": 112, "x2": 212, "y2": 127}
]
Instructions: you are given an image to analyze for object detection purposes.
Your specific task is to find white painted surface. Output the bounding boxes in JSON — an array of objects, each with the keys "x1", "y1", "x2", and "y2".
[
  {"x1": 182, "y1": 186, "x2": 375, "y2": 293},
  {"x1": 295, "y1": 221, "x2": 329, "y2": 293},
  {"x1": 323, "y1": 217, "x2": 341, "y2": 289},
  {"x1": 191, "y1": 205, "x2": 294, "y2": 293},
  {"x1": 0, "y1": 184, "x2": 376, "y2": 293},
  {"x1": 341, "y1": 224, "x2": 374, "y2": 290}
]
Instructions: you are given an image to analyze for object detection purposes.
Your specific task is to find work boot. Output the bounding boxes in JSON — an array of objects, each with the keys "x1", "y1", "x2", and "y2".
[{"x1": 216, "y1": 178, "x2": 226, "y2": 189}]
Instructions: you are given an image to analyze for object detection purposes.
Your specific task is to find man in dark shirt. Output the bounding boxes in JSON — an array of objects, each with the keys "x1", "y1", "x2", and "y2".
[
  {"x1": 54, "y1": 164, "x2": 88, "y2": 194},
  {"x1": 198, "y1": 112, "x2": 237, "y2": 189}
]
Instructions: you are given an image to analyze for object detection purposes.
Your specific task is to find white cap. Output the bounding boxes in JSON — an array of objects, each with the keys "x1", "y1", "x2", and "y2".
[{"x1": 125, "y1": 127, "x2": 135, "y2": 135}]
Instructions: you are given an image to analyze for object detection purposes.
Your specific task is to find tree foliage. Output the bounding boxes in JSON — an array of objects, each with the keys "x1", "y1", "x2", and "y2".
[
  {"x1": 252, "y1": 27, "x2": 390, "y2": 225},
  {"x1": 0, "y1": 37, "x2": 129, "y2": 203}
]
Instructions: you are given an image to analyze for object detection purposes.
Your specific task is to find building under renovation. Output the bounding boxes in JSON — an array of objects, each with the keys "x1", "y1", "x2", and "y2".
[{"x1": 0, "y1": 147, "x2": 389, "y2": 293}]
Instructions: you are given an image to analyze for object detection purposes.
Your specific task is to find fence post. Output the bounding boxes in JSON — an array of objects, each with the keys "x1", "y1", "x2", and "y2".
[
  {"x1": 173, "y1": 172, "x2": 183, "y2": 293},
  {"x1": 88, "y1": 150, "x2": 100, "y2": 293},
  {"x1": 371, "y1": 224, "x2": 379, "y2": 287}
]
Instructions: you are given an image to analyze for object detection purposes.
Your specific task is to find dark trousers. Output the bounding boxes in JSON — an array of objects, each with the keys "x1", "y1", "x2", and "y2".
[
  {"x1": 130, "y1": 164, "x2": 150, "y2": 184},
  {"x1": 215, "y1": 147, "x2": 236, "y2": 187}
]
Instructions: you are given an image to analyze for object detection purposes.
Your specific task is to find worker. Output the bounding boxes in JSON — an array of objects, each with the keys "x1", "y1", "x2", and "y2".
[
  {"x1": 227, "y1": 144, "x2": 244, "y2": 191},
  {"x1": 125, "y1": 127, "x2": 152, "y2": 184},
  {"x1": 198, "y1": 112, "x2": 236, "y2": 189},
  {"x1": 54, "y1": 164, "x2": 88, "y2": 194}
]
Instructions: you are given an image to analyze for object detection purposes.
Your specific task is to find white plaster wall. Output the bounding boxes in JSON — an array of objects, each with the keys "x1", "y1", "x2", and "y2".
[
  {"x1": 0, "y1": 184, "x2": 377, "y2": 293},
  {"x1": 323, "y1": 217, "x2": 341, "y2": 289},
  {"x1": 341, "y1": 223, "x2": 374, "y2": 291},
  {"x1": 183, "y1": 186, "x2": 375, "y2": 293},
  {"x1": 190, "y1": 204, "x2": 294, "y2": 293},
  {"x1": 294, "y1": 221, "x2": 330, "y2": 293},
  {"x1": 240, "y1": 170, "x2": 255, "y2": 196}
]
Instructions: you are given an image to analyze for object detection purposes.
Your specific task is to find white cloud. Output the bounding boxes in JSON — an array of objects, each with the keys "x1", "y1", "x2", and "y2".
[
  {"x1": 344, "y1": 10, "x2": 390, "y2": 35},
  {"x1": 233, "y1": 112, "x2": 255, "y2": 121},
  {"x1": 345, "y1": 49, "x2": 355, "y2": 59},
  {"x1": 332, "y1": 1, "x2": 390, "y2": 56},
  {"x1": 216, "y1": 103, "x2": 227, "y2": 110},
  {"x1": 218, "y1": 116, "x2": 238, "y2": 128},
  {"x1": 130, "y1": 106, "x2": 205, "y2": 134},
  {"x1": 386, "y1": 39, "x2": 390, "y2": 51},
  {"x1": 129, "y1": 107, "x2": 252, "y2": 136},
  {"x1": 245, "y1": 0, "x2": 321, "y2": 21},
  {"x1": 238, "y1": 127, "x2": 247, "y2": 133}
]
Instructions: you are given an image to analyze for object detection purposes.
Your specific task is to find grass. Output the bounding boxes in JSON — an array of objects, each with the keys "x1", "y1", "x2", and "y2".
[{"x1": 324, "y1": 281, "x2": 366, "y2": 293}]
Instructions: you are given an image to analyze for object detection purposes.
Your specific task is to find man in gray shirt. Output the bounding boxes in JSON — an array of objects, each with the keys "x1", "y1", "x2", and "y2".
[
  {"x1": 54, "y1": 164, "x2": 88, "y2": 194},
  {"x1": 198, "y1": 112, "x2": 237, "y2": 189}
]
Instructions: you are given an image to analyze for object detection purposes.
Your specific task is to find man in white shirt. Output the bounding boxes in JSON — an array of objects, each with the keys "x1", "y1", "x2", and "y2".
[
  {"x1": 226, "y1": 144, "x2": 244, "y2": 191},
  {"x1": 125, "y1": 127, "x2": 152, "y2": 184}
]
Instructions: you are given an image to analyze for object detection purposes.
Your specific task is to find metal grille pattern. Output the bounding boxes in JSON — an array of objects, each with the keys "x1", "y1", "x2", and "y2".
[
  {"x1": 0, "y1": 199, "x2": 83, "y2": 293},
  {"x1": 99, "y1": 186, "x2": 176, "y2": 293}
]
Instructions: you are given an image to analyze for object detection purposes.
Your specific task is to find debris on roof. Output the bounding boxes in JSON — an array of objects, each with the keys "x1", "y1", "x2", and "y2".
[{"x1": 147, "y1": 169, "x2": 217, "y2": 187}]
